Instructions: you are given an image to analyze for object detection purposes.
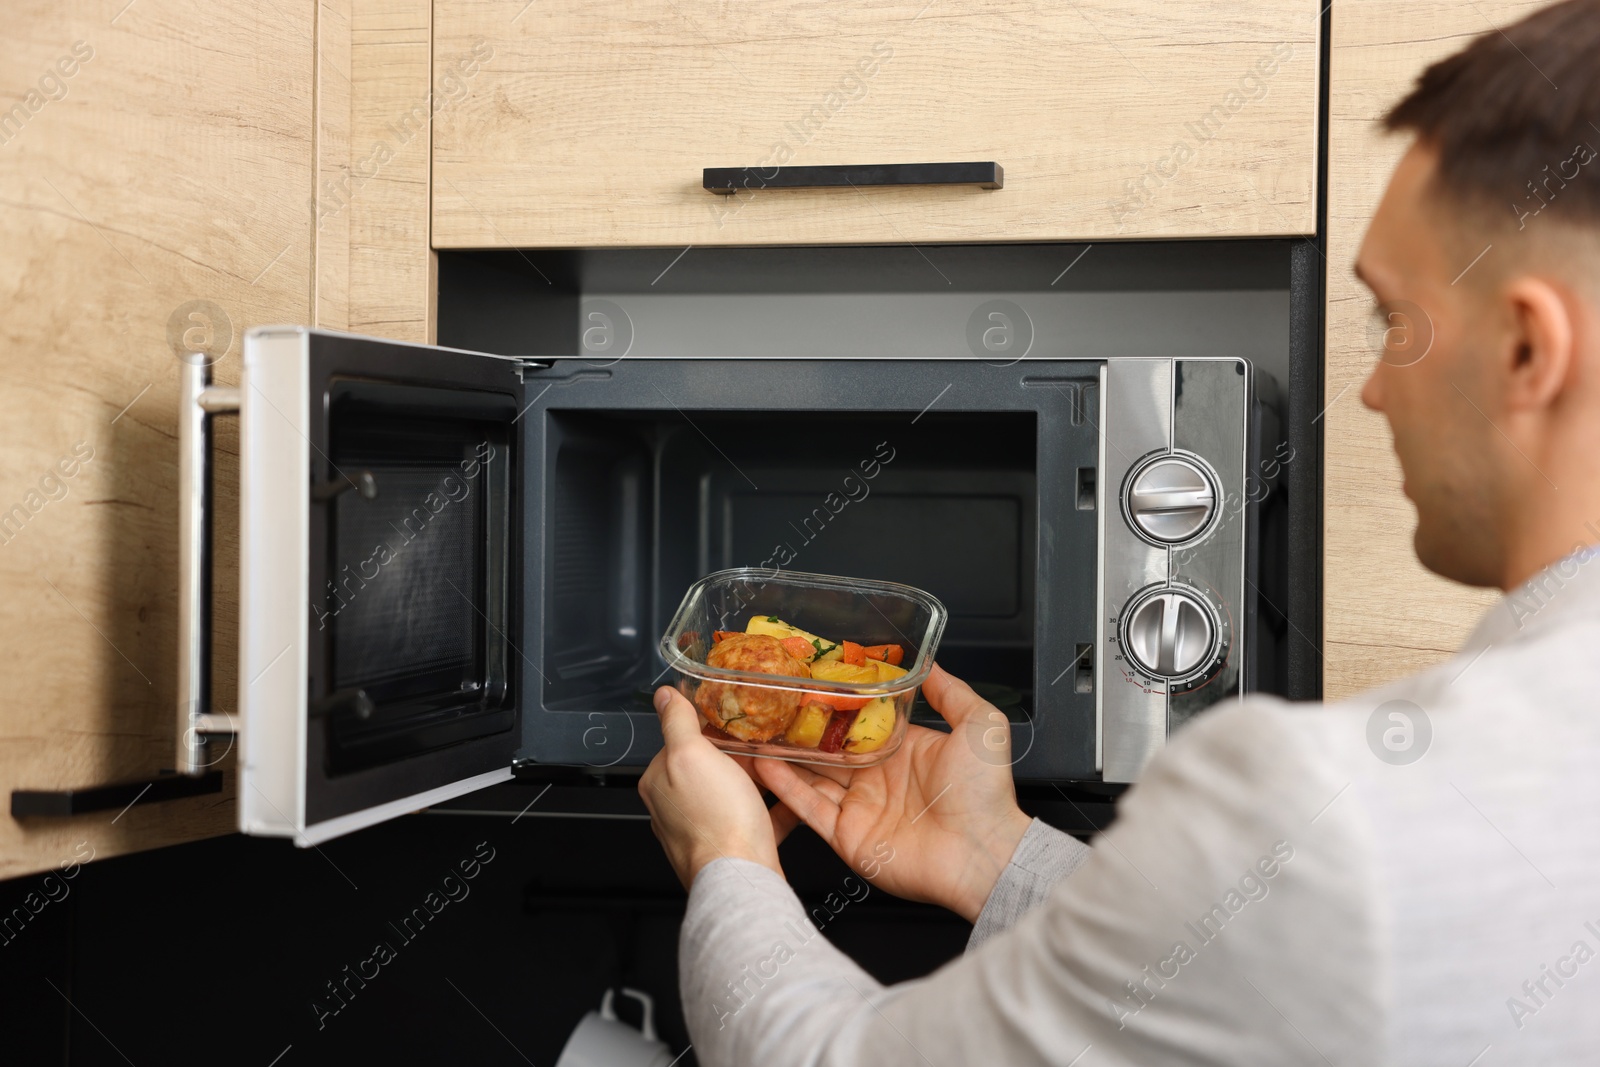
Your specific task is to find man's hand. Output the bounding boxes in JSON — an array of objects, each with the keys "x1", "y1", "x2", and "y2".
[
  {"x1": 754, "y1": 664, "x2": 1032, "y2": 923},
  {"x1": 639, "y1": 686, "x2": 785, "y2": 889}
]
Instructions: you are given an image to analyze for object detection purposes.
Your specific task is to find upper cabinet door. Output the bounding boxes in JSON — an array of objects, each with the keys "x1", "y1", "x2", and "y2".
[
  {"x1": 239, "y1": 329, "x2": 525, "y2": 846},
  {"x1": 432, "y1": 1, "x2": 1320, "y2": 249}
]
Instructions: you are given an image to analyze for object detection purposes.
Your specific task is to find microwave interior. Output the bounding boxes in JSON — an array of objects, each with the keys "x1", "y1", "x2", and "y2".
[
  {"x1": 539, "y1": 406, "x2": 1043, "y2": 717},
  {"x1": 297, "y1": 239, "x2": 1314, "y2": 823}
]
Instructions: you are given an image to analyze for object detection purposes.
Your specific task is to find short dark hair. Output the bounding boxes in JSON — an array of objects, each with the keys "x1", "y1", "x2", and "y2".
[{"x1": 1385, "y1": 0, "x2": 1600, "y2": 230}]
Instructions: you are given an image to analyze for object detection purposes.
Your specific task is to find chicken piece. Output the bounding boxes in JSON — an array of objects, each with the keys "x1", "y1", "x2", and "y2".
[{"x1": 694, "y1": 633, "x2": 812, "y2": 741}]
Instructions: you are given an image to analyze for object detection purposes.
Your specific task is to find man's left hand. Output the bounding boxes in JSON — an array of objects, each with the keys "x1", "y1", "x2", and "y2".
[{"x1": 639, "y1": 686, "x2": 785, "y2": 889}]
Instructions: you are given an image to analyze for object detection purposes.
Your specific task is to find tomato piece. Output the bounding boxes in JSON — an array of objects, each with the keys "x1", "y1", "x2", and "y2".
[
  {"x1": 863, "y1": 644, "x2": 904, "y2": 666},
  {"x1": 840, "y1": 640, "x2": 866, "y2": 666},
  {"x1": 819, "y1": 709, "x2": 858, "y2": 754}
]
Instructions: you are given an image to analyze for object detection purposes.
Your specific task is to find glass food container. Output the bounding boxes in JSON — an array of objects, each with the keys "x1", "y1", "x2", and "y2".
[{"x1": 658, "y1": 568, "x2": 947, "y2": 767}]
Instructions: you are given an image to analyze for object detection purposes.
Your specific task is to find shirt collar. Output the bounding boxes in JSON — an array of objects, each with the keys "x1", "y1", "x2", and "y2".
[{"x1": 1461, "y1": 543, "x2": 1600, "y2": 653}]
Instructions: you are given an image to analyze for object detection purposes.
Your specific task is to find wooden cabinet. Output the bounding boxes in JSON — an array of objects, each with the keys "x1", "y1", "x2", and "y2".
[
  {"x1": 1319, "y1": 2, "x2": 1542, "y2": 700},
  {"x1": 315, "y1": 0, "x2": 437, "y2": 343},
  {"x1": 0, "y1": 0, "x2": 315, "y2": 878},
  {"x1": 0, "y1": 0, "x2": 435, "y2": 879},
  {"x1": 432, "y1": 0, "x2": 1321, "y2": 248}
]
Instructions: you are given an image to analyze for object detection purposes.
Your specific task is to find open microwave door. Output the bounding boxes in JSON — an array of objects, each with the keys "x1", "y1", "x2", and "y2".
[{"x1": 238, "y1": 328, "x2": 526, "y2": 845}]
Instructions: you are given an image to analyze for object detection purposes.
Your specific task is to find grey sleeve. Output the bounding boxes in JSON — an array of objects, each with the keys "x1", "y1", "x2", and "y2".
[
  {"x1": 966, "y1": 818, "x2": 1092, "y2": 950},
  {"x1": 680, "y1": 857, "x2": 893, "y2": 1067},
  {"x1": 678, "y1": 698, "x2": 1382, "y2": 1067}
]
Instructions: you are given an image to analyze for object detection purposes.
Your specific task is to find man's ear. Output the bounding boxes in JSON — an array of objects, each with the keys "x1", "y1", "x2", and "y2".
[{"x1": 1502, "y1": 275, "x2": 1575, "y2": 412}]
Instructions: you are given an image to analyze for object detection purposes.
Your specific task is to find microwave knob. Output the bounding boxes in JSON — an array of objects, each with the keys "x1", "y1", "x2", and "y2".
[
  {"x1": 1124, "y1": 455, "x2": 1217, "y2": 544},
  {"x1": 1120, "y1": 587, "x2": 1218, "y2": 681}
]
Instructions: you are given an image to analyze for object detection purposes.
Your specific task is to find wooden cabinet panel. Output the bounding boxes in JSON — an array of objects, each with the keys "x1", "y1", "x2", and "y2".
[
  {"x1": 1321, "y1": 2, "x2": 1546, "y2": 700},
  {"x1": 316, "y1": 0, "x2": 437, "y2": 343},
  {"x1": 0, "y1": 1, "x2": 315, "y2": 878},
  {"x1": 433, "y1": 0, "x2": 1320, "y2": 248}
]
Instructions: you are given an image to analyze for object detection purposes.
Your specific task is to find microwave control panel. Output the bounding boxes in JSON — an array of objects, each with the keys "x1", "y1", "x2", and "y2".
[{"x1": 1098, "y1": 358, "x2": 1249, "y2": 783}]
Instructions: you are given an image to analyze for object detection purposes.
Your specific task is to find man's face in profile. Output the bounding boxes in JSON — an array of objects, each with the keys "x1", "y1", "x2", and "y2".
[{"x1": 1356, "y1": 142, "x2": 1507, "y2": 587}]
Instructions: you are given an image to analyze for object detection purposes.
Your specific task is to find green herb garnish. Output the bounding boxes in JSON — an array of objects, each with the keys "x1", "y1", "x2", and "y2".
[
  {"x1": 812, "y1": 638, "x2": 839, "y2": 657},
  {"x1": 766, "y1": 615, "x2": 781, "y2": 623}
]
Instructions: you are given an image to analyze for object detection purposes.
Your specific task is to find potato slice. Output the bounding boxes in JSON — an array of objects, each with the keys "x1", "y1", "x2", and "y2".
[
  {"x1": 843, "y1": 697, "x2": 897, "y2": 754},
  {"x1": 810, "y1": 660, "x2": 879, "y2": 685},
  {"x1": 744, "y1": 616, "x2": 842, "y2": 662},
  {"x1": 745, "y1": 615, "x2": 797, "y2": 640},
  {"x1": 784, "y1": 703, "x2": 832, "y2": 748},
  {"x1": 871, "y1": 659, "x2": 909, "y2": 683}
]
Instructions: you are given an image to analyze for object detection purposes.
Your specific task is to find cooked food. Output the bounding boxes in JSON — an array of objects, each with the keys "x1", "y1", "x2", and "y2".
[
  {"x1": 743, "y1": 616, "x2": 845, "y2": 663},
  {"x1": 871, "y1": 658, "x2": 908, "y2": 683},
  {"x1": 700, "y1": 618, "x2": 909, "y2": 755},
  {"x1": 810, "y1": 653, "x2": 906, "y2": 688},
  {"x1": 864, "y1": 644, "x2": 904, "y2": 666},
  {"x1": 694, "y1": 633, "x2": 811, "y2": 741},
  {"x1": 807, "y1": 660, "x2": 875, "y2": 711},
  {"x1": 844, "y1": 698, "x2": 897, "y2": 753},
  {"x1": 783, "y1": 703, "x2": 833, "y2": 748}
]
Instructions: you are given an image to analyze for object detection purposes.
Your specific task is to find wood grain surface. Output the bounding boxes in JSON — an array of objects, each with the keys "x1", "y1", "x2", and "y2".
[
  {"x1": 432, "y1": 0, "x2": 1321, "y2": 248},
  {"x1": 0, "y1": 0, "x2": 316, "y2": 878},
  {"x1": 1321, "y1": 1, "x2": 1549, "y2": 700},
  {"x1": 316, "y1": 0, "x2": 436, "y2": 342}
]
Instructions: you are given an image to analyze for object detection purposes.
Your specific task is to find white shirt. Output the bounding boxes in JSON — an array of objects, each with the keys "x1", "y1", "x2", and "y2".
[{"x1": 678, "y1": 551, "x2": 1600, "y2": 1065}]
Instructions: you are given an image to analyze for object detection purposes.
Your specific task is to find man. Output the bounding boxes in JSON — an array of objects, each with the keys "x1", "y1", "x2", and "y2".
[{"x1": 639, "y1": 2, "x2": 1600, "y2": 1062}]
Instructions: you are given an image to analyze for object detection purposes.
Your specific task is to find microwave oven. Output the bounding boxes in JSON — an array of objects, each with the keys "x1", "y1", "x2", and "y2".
[
  {"x1": 181, "y1": 337, "x2": 1292, "y2": 844},
  {"x1": 176, "y1": 314, "x2": 1292, "y2": 846}
]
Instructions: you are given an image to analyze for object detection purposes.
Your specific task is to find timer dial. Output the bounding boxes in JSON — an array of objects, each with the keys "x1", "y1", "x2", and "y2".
[{"x1": 1119, "y1": 586, "x2": 1222, "y2": 683}]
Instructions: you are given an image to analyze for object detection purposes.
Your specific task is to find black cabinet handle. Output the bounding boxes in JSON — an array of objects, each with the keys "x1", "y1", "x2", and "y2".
[
  {"x1": 704, "y1": 161, "x2": 1003, "y2": 195},
  {"x1": 12, "y1": 772, "x2": 225, "y2": 817}
]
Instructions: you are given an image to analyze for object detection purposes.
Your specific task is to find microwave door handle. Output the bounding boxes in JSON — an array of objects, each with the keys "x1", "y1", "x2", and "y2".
[{"x1": 176, "y1": 359, "x2": 240, "y2": 774}]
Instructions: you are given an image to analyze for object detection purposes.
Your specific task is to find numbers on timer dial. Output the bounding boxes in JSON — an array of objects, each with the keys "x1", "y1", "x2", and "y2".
[{"x1": 1113, "y1": 586, "x2": 1226, "y2": 687}]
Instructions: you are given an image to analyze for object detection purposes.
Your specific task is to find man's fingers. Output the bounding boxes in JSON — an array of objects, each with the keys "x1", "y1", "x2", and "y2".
[
  {"x1": 731, "y1": 754, "x2": 766, "y2": 789},
  {"x1": 654, "y1": 686, "x2": 706, "y2": 750},
  {"x1": 921, "y1": 663, "x2": 998, "y2": 728},
  {"x1": 637, "y1": 757, "x2": 660, "y2": 817},
  {"x1": 770, "y1": 800, "x2": 802, "y2": 845},
  {"x1": 755, "y1": 758, "x2": 841, "y2": 845},
  {"x1": 786, "y1": 764, "x2": 848, "y2": 806},
  {"x1": 795, "y1": 761, "x2": 853, "y2": 790}
]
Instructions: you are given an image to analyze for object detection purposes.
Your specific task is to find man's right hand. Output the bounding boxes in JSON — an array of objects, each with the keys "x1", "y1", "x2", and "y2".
[{"x1": 754, "y1": 663, "x2": 1033, "y2": 923}]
